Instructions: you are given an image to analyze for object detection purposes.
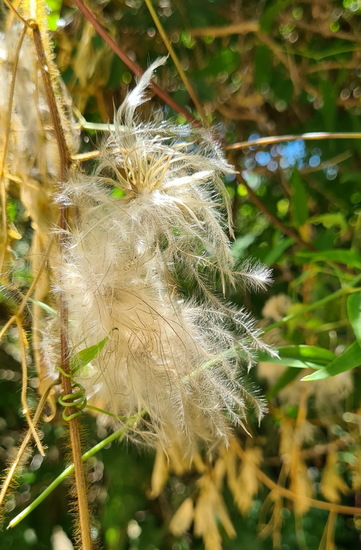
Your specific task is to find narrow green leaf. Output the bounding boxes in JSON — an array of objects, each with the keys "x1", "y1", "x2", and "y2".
[
  {"x1": 321, "y1": 79, "x2": 337, "y2": 132},
  {"x1": 296, "y1": 249, "x2": 361, "y2": 269},
  {"x1": 71, "y1": 336, "x2": 109, "y2": 374},
  {"x1": 302, "y1": 341, "x2": 361, "y2": 381},
  {"x1": 260, "y1": 0, "x2": 293, "y2": 32},
  {"x1": 347, "y1": 292, "x2": 361, "y2": 346},
  {"x1": 28, "y1": 298, "x2": 57, "y2": 317},
  {"x1": 263, "y1": 237, "x2": 293, "y2": 265},
  {"x1": 266, "y1": 368, "x2": 300, "y2": 399},
  {"x1": 308, "y1": 213, "x2": 348, "y2": 235},
  {"x1": 257, "y1": 345, "x2": 335, "y2": 369},
  {"x1": 255, "y1": 45, "x2": 272, "y2": 90},
  {"x1": 290, "y1": 170, "x2": 308, "y2": 227}
]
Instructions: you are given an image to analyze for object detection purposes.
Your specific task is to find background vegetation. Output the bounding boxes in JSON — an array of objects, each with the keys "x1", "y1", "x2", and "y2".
[{"x1": 1, "y1": 0, "x2": 361, "y2": 548}]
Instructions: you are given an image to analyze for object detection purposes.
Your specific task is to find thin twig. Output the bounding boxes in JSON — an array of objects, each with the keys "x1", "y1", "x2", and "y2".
[
  {"x1": 15, "y1": 317, "x2": 45, "y2": 456},
  {"x1": 144, "y1": 0, "x2": 207, "y2": 121},
  {"x1": 0, "y1": 380, "x2": 59, "y2": 509},
  {"x1": 190, "y1": 21, "x2": 259, "y2": 37},
  {"x1": 264, "y1": 274, "x2": 361, "y2": 333},
  {"x1": 226, "y1": 132, "x2": 361, "y2": 151},
  {"x1": 0, "y1": 23, "x2": 27, "y2": 274},
  {"x1": 29, "y1": 19, "x2": 92, "y2": 550},
  {"x1": 71, "y1": 0, "x2": 199, "y2": 125},
  {"x1": 235, "y1": 174, "x2": 314, "y2": 250}
]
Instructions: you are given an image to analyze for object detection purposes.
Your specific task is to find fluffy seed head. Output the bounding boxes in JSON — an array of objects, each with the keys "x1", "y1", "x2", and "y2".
[{"x1": 50, "y1": 59, "x2": 273, "y2": 454}]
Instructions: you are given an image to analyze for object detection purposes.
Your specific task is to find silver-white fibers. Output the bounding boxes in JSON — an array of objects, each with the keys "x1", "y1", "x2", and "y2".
[{"x1": 52, "y1": 59, "x2": 273, "y2": 454}]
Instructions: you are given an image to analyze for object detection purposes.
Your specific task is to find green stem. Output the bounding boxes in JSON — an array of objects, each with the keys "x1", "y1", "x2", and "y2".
[
  {"x1": 7, "y1": 413, "x2": 143, "y2": 530},
  {"x1": 264, "y1": 275, "x2": 361, "y2": 333}
]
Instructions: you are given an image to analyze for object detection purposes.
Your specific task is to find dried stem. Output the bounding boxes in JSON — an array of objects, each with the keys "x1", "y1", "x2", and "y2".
[
  {"x1": 190, "y1": 21, "x2": 259, "y2": 37},
  {"x1": 29, "y1": 19, "x2": 92, "y2": 550},
  {"x1": 231, "y1": 438, "x2": 361, "y2": 516},
  {"x1": 144, "y1": 0, "x2": 207, "y2": 122},
  {"x1": 0, "y1": 380, "x2": 59, "y2": 509},
  {"x1": 15, "y1": 316, "x2": 45, "y2": 455},
  {"x1": 226, "y1": 132, "x2": 361, "y2": 151},
  {"x1": 0, "y1": 22, "x2": 27, "y2": 274},
  {"x1": 70, "y1": 0, "x2": 200, "y2": 125},
  {"x1": 235, "y1": 173, "x2": 315, "y2": 251}
]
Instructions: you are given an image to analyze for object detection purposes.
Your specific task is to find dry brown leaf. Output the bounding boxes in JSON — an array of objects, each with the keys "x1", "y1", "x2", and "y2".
[
  {"x1": 224, "y1": 445, "x2": 262, "y2": 515},
  {"x1": 169, "y1": 497, "x2": 194, "y2": 536},
  {"x1": 290, "y1": 456, "x2": 313, "y2": 515},
  {"x1": 279, "y1": 416, "x2": 295, "y2": 458},
  {"x1": 194, "y1": 471, "x2": 236, "y2": 550},
  {"x1": 148, "y1": 447, "x2": 169, "y2": 499},
  {"x1": 320, "y1": 454, "x2": 349, "y2": 503},
  {"x1": 238, "y1": 447, "x2": 262, "y2": 515},
  {"x1": 167, "y1": 445, "x2": 192, "y2": 476}
]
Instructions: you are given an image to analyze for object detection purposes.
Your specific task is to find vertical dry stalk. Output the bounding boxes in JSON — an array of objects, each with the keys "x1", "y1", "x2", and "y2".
[{"x1": 29, "y1": 20, "x2": 92, "y2": 550}]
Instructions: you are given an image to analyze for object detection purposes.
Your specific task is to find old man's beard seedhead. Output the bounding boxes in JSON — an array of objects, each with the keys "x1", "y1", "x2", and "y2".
[{"x1": 50, "y1": 58, "x2": 274, "y2": 454}]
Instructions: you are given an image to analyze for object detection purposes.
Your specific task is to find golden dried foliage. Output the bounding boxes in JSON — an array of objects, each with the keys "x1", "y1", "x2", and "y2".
[
  {"x1": 224, "y1": 445, "x2": 262, "y2": 515},
  {"x1": 320, "y1": 453, "x2": 349, "y2": 504}
]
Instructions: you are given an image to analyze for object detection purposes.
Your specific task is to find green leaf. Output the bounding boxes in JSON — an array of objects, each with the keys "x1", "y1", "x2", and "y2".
[
  {"x1": 292, "y1": 45, "x2": 361, "y2": 61},
  {"x1": 290, "y1": 170, "x2": 308, "y2": 227},
  {"x1": 302, "y1": 341, "x2": 361, "y2": 381},
  {"x1": 255, "y1": 45, "x2": 272, "y2": 90},
  {"x1": 347, "y1": 292, "x2": 361, "y2": 346},
  {"x1": 197, "y1": 49, "x2": 240, "y2": 77},
  {"x1": 263, "y1": 237, "x2": 294, "y2": 265},
  {"x1": 46, "y1": 0, "x2": 63, "y2": 31},
  {"x1": 28, "y1": 298, "x2": 57, "y2": 317},
  {"x1": 260, "y1": 0, "x2": 293, "y2": 32},
  {"x1": 308, "y1": 213, "x2": 348, "y2": 235},
  {"x1": 320, "y1": 79, "x2": 337, "y2": 132},
  {"x1": 71, "y1": 336, "x2": 110, "y2": 374},
  {"x1": 296, "y1": 249, "x2": 361, "y2": 268},
  {"x1": 231, "y1": 234, "x2": 257, "y2": 261},
  {"x1": 258, "y1": 345, "x2": 335, "y2": 369},
  {"x1": 266, "y1": 368, "x2": 300, "y2": 399}
]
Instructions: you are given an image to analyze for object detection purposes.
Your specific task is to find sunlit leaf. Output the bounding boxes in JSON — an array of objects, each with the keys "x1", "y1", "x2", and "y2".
[
  {"x1": 347, "y1": 292, "x2": 361, "y2": 346},
  {"x1": 71, "y1": 336, "x2": 110, "y2": 374},
  {"x1": 258, "y1": 345, "x2": 335, "y2": 369},
  {"x1": 302, "y1": 341, "x2": 361, "y2": 381},
  {"x1": 296, "y1": 250, "x2": 361, "y2": 268}
]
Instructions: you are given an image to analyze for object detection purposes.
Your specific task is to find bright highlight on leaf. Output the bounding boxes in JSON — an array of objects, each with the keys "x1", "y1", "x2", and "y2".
[
  {"x1": 301, "y1": 341, "x2": 361, "y2": 381},
  {"x1": 347, "y1": 292, "x2": 361, "y2": 346}
]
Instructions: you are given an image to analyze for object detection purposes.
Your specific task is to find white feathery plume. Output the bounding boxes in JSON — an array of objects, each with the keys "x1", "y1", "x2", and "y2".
[
  {"x1": 52, "y1": 59, "x2": 273, "y2": 453},
  {"x1": 0, "y1": 25, "x2": 78, "y2": 180}
]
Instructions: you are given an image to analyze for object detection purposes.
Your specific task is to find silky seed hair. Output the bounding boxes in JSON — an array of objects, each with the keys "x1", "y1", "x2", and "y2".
[{"x1": 50, "y1": 58, "x2": 274, "y2": 454}]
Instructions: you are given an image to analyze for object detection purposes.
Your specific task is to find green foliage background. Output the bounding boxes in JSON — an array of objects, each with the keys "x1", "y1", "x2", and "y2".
[{"x1": 1, "y1": 0, "x2": 361, "y2": 548}]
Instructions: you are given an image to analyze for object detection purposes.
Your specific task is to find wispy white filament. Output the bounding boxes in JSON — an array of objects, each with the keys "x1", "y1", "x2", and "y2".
[{"x1": 53, "y1": 59, "x2": 273, "y2": 453}]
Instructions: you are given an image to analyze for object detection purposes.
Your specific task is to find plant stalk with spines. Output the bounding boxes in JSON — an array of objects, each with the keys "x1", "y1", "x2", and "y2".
[
  {"x1": 29, "y1": 20, "x2": 93, "y2": 550},
  {"x1": 0, "y1": 2, "x2": 93, "y2": 545}
]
